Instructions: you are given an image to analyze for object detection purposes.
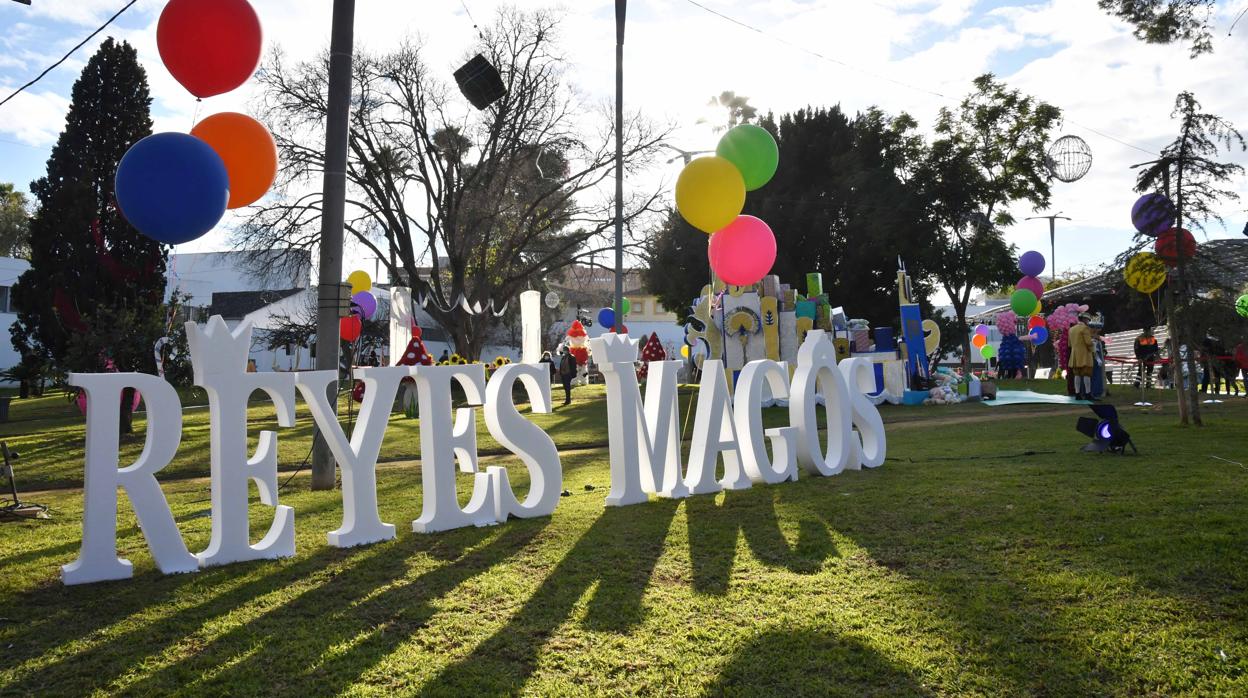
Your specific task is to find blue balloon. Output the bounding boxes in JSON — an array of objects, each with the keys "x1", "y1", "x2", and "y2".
[
  {"x1": 115, "y1": 132, "x2": 229, "y2": 244},
  {"x1": 597, "y1": 307, "x2": 616, "y2": 328},
  {"x1": 1029, "y1": 326, "x2": 1049, "y2": 344}
]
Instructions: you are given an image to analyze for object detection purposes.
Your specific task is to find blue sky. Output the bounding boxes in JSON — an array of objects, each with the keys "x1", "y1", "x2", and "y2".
[{"x1": 2, "y1": 0, "x2": 1247, "y2": 287}]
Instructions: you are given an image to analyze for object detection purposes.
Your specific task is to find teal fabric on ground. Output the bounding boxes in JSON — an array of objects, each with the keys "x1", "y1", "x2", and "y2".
[{"x1": 982, "y1": 390, "x2": 1091, "y2": 406}]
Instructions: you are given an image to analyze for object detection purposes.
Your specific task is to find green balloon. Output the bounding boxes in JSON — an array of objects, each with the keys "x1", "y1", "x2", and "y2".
[
  {"x1": 980, "y1": 344, "x2": 997, "y2": 359},
  {"x1": 1236, "y1": 294, "x2": 1248, "y2": 318},
  {"x1": 716, "y1": 124, "x2": 779, "y2": 191},
  {"x1": 622, "y1": 297, "x2": 631, "y2": 315},
  {"x1": 1010, "y1": 289, "x2": 1038, "y2": 316}
]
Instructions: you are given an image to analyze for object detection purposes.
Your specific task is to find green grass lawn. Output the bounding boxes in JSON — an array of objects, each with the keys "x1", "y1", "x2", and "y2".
[{"x1": 1, "y1": 381, "x2": 1246, "y2": 695}]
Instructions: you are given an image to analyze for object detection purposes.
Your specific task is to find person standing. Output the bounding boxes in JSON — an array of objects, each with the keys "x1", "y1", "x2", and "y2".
[
  {"x1": 557, "y1": 347, "x2": 577, "y2": 406},
  {"x1": 1234, "y1": 340, "x2": 1248, "y2": 396},
  {"x1": 1068, "y1": 314, "x2": 1095, "y2": 400},
  {"x1": 439, "y1": 349, "x2": 450, "y2": 364},
  {"x1": 1133, "y1": 327, "x2": 1160, "y2": 388}
]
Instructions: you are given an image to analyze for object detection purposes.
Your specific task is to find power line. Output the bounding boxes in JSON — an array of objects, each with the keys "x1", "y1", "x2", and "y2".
[
  {"x1": 682, "y1": 0, "x2": 950, "y2": 101},
  {"x1": 678, "y1": 0, "x2": 1157, "y2": 157},
  {"x1": 0, "y1": 0, "x2": 139, "y2": 109}
]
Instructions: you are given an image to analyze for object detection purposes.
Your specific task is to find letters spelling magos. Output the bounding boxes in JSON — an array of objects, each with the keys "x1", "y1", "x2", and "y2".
[{"x1": 61, "y1": 319, "x2": 885, "y2": 586}]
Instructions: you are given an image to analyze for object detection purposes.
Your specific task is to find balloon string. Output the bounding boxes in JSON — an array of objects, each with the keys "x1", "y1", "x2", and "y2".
[{"x1": 191, "y1": 98, "x2": 202, "y2": 129}]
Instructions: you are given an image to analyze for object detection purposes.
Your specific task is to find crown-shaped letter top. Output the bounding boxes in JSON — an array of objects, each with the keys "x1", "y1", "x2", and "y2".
[
  {"x1": 186, "y1": 315, "x2": 255, "y2": 382},
  {"x1": 586, "y1": 332, "x2": 640, "y2": 365}
]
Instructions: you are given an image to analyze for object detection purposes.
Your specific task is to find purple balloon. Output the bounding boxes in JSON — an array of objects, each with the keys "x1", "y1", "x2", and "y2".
[
  {"x1": 1018, "y1": 250, "x2": 1046, "y2": 277},
  {"x1": 352, "y1": 291, "x2": 378, "y2": 319},
  {"x1": 1016, "y1": 275, "x2": 1045, "y2": 300},
  {"x1": 1131, "y1": 193, "x2": 1175, "y2": 237}
]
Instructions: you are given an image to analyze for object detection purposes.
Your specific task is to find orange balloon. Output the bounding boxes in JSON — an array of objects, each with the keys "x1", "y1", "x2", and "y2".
[
  {"x1": 191, "y1": 112, "x2": 277, "y2": 209},
  {"x1": 972, "y1": 333, "x2": 987, "y2": 349}
]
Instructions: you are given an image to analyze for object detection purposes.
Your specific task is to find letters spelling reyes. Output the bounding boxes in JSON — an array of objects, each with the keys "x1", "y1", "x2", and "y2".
[{"x1": 62, "y1": 319, "x2": 885, "y2": 585}]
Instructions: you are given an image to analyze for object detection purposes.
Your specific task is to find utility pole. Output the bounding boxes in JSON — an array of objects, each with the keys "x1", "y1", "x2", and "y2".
[
  {"x1": 311, "y1": 0, "x2": 356, "y2": 490},
  {"x1": 1024, "y1": 213, "x2": 1070, "y2": 281},
  {"x1": 613, "y1": 0, "x2": 626, "y2": 333}
]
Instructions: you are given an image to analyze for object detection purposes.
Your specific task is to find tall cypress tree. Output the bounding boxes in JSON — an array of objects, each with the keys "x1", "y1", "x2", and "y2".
[{"x1": 11, "y1": 38, "x2": 165, "y2": 431}]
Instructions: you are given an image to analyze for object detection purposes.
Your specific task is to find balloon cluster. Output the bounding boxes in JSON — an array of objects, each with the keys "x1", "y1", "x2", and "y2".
[
  {"x1": 1046, "y1": 303, "x2": 1086, "y2": 335},
  {"x1": 340, "y1": 269, "x2": 376, "y2": 342},
  {"x1": 675, "y1": 125, "x2": 780, "y2": 287},
  {"x1": 1008, "y1": 251, "x2": 1050, "y2": 344},
  {"x1": 597, "y1": 297, "x2": 631, "y2": 331},
  {"x1": 972, "y1": 323, "x2": 995, "y2": 360},
  {"x1": 115, "y1": 0, "x2": 275, "y2": 245}
]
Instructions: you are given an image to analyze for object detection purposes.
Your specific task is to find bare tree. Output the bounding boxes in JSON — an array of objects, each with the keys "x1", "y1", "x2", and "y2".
[{"x1": 239, "y1": 8, "x2": 669, "y2": 358}]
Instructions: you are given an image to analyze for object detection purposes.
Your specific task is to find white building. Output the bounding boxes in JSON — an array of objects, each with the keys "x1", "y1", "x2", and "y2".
[
  {"x1": 166, "y1": 250, "x2": 311, "y2": 310},
  {"x1": 0, "y1": 256, "x2": 31, "y2": 380}
]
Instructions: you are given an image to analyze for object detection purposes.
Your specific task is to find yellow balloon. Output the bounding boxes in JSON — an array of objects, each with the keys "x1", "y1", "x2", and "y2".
[
  {"x1": 680, "y1": 344, "x2": 690, "y2": 358},
  {"x1": 347, "y1": 270, "x2": 372, "y2": 294},
  {"x1": 1124, "y1": 252, "x2": 1166, "y2": 294},
  {"x1": 675, "y1": 156, "x2": 746, "y2": 234}
]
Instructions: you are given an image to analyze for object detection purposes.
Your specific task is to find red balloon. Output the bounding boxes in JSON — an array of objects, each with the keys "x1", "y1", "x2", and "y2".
[
  {"x1": 707, "y1": 215, "x2": 777, "y2": 286},
  {"x1": 340, "y1": 316, "x2": 362, "y2": 343},
  {"x1": 1154, "y1": 227, "x2": 1196, "y2": 266},
  {"x1": 1027, "y1": 316, "x2": 1045, "y2": 329},
  {"x1": 158, "y1": 0, "x2": 262, "y2": 99}
]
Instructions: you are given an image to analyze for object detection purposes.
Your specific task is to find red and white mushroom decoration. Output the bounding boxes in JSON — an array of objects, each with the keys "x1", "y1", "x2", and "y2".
[{"x1": 637, "y1": 332, "x2": 666, "y2": 381}]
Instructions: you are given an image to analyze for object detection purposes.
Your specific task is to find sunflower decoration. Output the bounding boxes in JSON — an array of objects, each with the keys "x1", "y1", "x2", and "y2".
[
  {"x1": 448, "y1": 353, "x2": 466, "y2": 365},
  {"x1": 493, "y1": 356, "x2": 512, "y2": 368}
]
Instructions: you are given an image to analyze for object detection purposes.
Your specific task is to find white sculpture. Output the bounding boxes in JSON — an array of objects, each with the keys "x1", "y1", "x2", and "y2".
[
  {"x1": 188, "y1": 318, "x2": 297, "y2": 566},
  {"x1": 62, "y1": 372, "x2": 198, "y2": 585}
]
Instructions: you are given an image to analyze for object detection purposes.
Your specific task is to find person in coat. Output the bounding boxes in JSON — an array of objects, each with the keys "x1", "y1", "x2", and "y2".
[{"x1": 1067, "y1": 314, "x2": 1096, "y2": 400}]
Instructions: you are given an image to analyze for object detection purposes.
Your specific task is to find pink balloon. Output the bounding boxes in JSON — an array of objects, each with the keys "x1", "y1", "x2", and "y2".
[
  {"x1": 1016, "y1": 275, "x2": 1045, "y2": 300},
  {"x1": 708, "y1": 215, "x2": 777, "y2": 286}
]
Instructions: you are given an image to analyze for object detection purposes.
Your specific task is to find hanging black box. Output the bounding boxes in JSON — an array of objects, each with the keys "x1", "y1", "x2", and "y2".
[{"x1": 454, "y1": 54, "x2": 506, "y2": 110}]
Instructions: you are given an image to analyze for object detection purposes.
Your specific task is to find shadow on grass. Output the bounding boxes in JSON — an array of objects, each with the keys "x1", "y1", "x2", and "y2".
[
  {"x1": 706, "y1": 628, "x2": 933, "y2": 697},
  {"x1": 4, "y1": 520, "x2": 543, "y2": 696},
  {"x1": 686, "y1": 487, "x2": 838, "y2": 596},
  {"x1": 417, "y1": 500, "x2": 680, "y2": 696}
]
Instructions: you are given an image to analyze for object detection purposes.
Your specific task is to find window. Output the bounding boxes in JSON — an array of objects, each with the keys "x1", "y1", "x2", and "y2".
[
  {"x1": 653, "y1": 300, "x2": 666, "y2": 314},
  {"x1": 0, "y1": 286, "x2": 10, "y2": 314}
]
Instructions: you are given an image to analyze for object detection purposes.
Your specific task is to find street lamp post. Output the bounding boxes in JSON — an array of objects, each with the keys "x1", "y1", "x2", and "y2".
[
  {"x1": 613, "y1": 0, "x2": 626, "y2": 334},
  {"x1": 1024, "y1": 213, "x2": 1070, "y2": 281},
  {"x1": 311, "y1": 0, "x2": 356, "y2": 490}
]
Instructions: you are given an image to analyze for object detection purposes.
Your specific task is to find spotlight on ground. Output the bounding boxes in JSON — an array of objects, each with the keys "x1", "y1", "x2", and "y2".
[{"x1": 1075, "y1": 404, "x2": 1137, "y2": 455}]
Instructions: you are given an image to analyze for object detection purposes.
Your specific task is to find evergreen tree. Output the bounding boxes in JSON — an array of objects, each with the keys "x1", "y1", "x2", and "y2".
[
  {"x1": 10, "y1": 38, "x2": 165, "y2": 432},
  {"x1": 1132, "y1": 90, "x2": 1245, "y2": 426}
]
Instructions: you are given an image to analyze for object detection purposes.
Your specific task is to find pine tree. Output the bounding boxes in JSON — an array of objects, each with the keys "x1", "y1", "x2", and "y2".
[{"x1": 10, "y1": 38, "x2": 166, "y2": 433}]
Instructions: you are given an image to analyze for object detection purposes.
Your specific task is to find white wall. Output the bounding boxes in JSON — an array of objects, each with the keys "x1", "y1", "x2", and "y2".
[
  {"x1": 0, "y1": 257, "x2": 31, "y2": 381},
  {"x1": 167, "y1": 251, "x2": 310, "y2": 308}
]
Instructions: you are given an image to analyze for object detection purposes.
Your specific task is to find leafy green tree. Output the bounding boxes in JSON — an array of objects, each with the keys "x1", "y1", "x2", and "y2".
[
  {"x1": 0, "y1": 183, "x2": 31, "y2": 259},
  {"x1": 646, "y1": 105, "x2": 941, "y2": 329},
  {"x1": 749, "y1": 106, "x2": 939, "y2": 326},
  {"x1": 1098, "y1": 0, "x2": 1216, "y2": 57},
  {"x1": 10, "y1": 38, "x2": 164, "y2": 433},
  {"x1": 918, "y1": 74, "x2": 1061, "y2": 373},
  {"x1": 1133, "y1": 90, "x2": 1245, "y2": 425}
]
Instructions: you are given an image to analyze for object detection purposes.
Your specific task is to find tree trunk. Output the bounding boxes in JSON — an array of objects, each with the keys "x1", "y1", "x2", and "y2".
[
  {"x1": 119, "y1": 386, "x2": 135, "y2": 436},
  {"x1": 1162, "y1": 281, "x2": 1188, "y2": 424}
]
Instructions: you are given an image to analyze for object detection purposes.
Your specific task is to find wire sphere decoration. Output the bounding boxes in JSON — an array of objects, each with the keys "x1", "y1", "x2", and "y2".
[{"x1": 1045, "y1": 135, "x2": 1093, "y2": 183}]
